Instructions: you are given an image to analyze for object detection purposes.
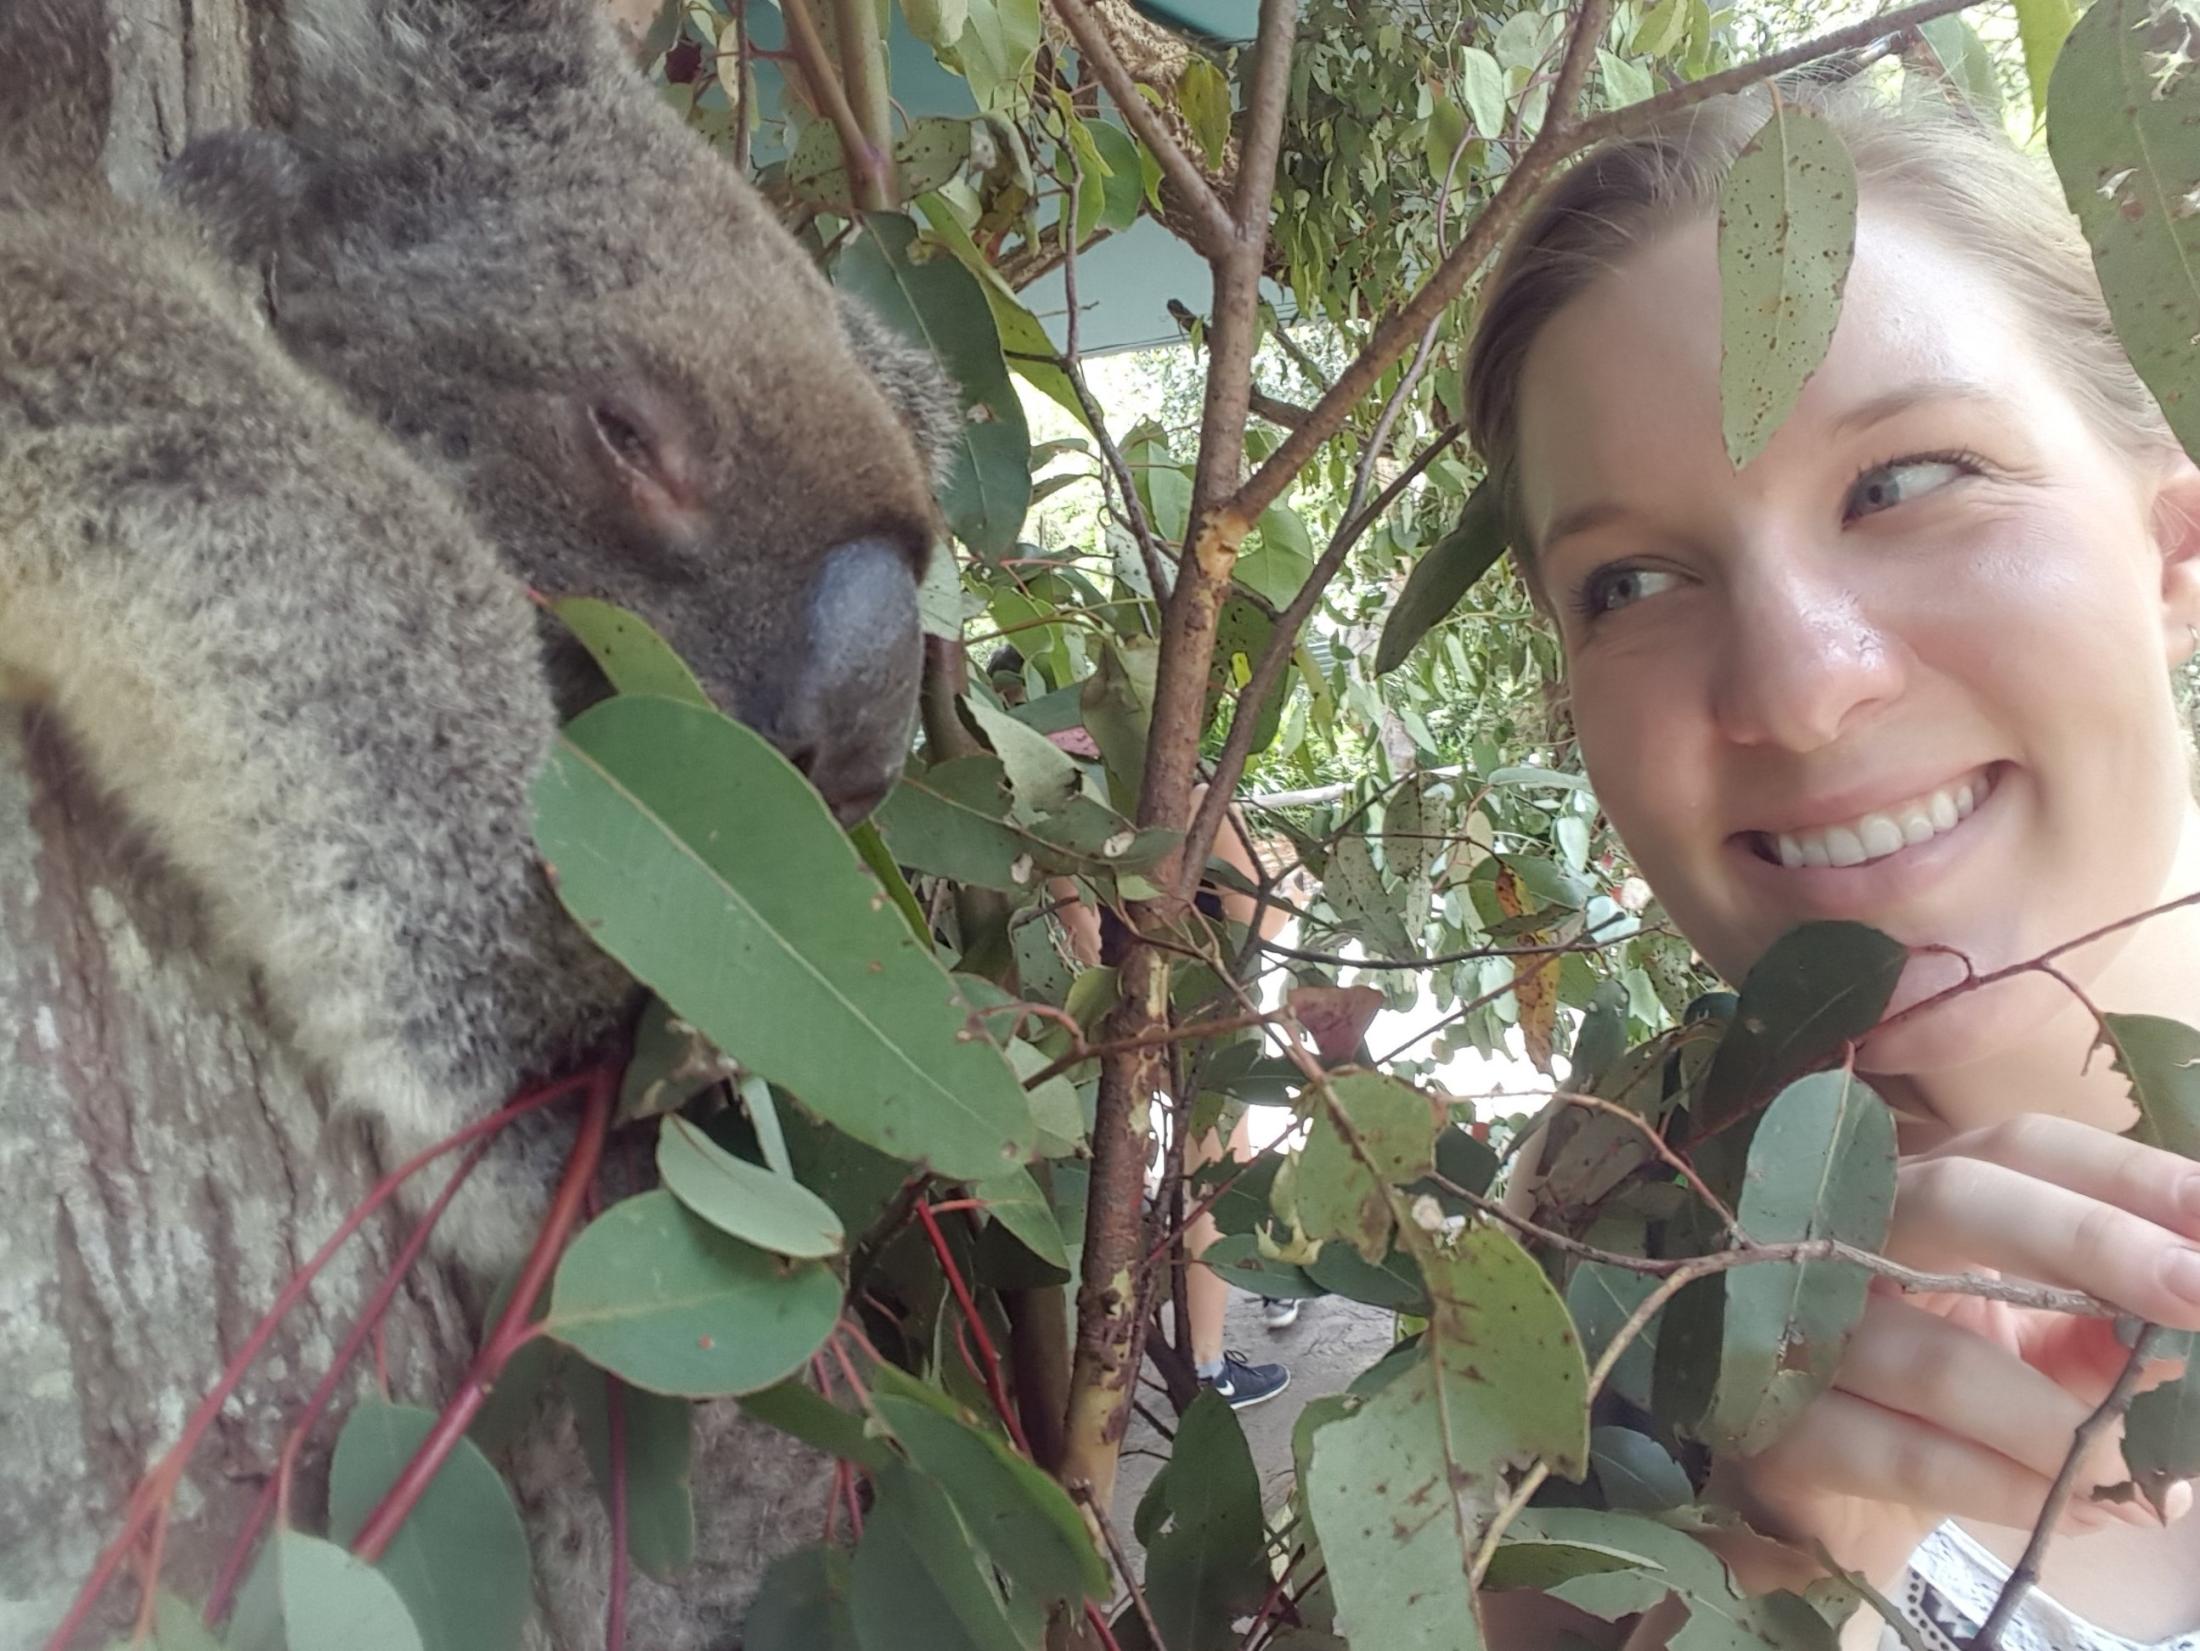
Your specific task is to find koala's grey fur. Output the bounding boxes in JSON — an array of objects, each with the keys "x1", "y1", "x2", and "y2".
[{"x1": 1, "y1": 0, "x2": 957, "y2": 1642}]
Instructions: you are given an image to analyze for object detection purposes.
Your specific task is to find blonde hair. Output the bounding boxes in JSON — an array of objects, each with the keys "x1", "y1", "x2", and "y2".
[{"x1": 1464, "y1": 80, "x2": 2174, "y2": 560}]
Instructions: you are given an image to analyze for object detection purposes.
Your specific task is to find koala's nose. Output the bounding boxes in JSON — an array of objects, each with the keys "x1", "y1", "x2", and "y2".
[{"x1": 771, "y1": 537, "x2": 924, "y2": 826}]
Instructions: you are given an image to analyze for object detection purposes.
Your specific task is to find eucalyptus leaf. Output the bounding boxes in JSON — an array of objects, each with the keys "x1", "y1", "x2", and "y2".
[
  {"x1": 324, "y1": 1403, "x2": 530, "y2": 1651},
  {"x1": 2109, "y1": 1013, "x2": 2200, "y2": 1160},
  {"x1": 835, "y1": 214, "x2": 1031, "y2": 560},
  {"x1": 872, "y1": 1394, "x2": 1108, "y2": 1607},
  {"x1": 536, "y1": 696, "x2": 1036, "y2": 1180},
  {"x1": 1590, "y1": 1426, "x2": 1693, "y2": 1514},
  {"x1": 1375, "y1": 479, "x2": 1509, "y2": 676},
  {"x1": 547, "y1": 1191, "x2": 842, "y2": 1397},
  {"x1": 746, "y1": 1546, "x2": 862, "y2": 1651},
  {"x1": 657, "y1": 1115, "x2": 844, "y2": 1258},
  {"x1": 2049, "y1": 0, "x2": 2200, "y2": 456},
  {"x1": 552, "y1": 597, "x2": 712, "y2": 707},
  {"x1": 1298, "y1": 1071, "x2": 1442, "y2": 1262},
  {"x1": 849, "y1": 1463, "x2": 1028, "y2": 1651},
  {"x1": 1717, "y1": 104, "x2": 1858, "y2": 468},
  {"x1": 1701, "y1": 1070, "x2": 1896, "y2": 1455},
  {"x1": 1696, "y1": 921, "x2": 1906, "y2": 1134},
  {"x1": 1142, "y1": 1392, "x2": 1271, "y2": 1648},
  {"x1": 231, "y1": 1532, "x2": 425, "y2": 1651},
  {"x1": 565, "y1": 1364, "x2": 696, "y2": 1582},
  {"x1": 2015, "y1": 0, "x2": 2078, "y2": 116},
  {"x1": 1306, "y1": 1224, "x2": 1589, "y2": 1650}
]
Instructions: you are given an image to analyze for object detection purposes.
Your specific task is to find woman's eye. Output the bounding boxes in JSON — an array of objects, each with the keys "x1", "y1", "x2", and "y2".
[
  {"x1": 1844, "y1": 456, "x2": 1968, "y2": 520},
  {"x1": 1581, "y1": 565, "x2": 1680, "y2": 618}
]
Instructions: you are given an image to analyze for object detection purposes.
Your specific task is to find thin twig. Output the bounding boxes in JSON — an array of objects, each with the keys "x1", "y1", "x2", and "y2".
[
  {"x1": 1971, "y1": 1325, "x2": 2166, "y2": 1649},
  {"x1": 1571, "y1": 0, "x2": 1983, "y2": 150},
  {"x1": 1075, "y1": 1482, "x2": 1172, "y2": 1651},
  {"x1": 781, "y1": 0, "x2": 890, "y2": 210},
  {"x1": 1256, "y1": 914, "x2": 1639, "y2": 971}
]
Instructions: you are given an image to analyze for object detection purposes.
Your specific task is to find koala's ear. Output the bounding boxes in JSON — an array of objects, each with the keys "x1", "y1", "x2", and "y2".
[
  {"x1": 163, "y1": 131, "x2": 318, "y2": 265},
  {"x1": 838, "y1": 295, "x2": 964, "y2": 491},
  {"x1": 0, "y1": 0, "x2": 111, "y2": 205}
]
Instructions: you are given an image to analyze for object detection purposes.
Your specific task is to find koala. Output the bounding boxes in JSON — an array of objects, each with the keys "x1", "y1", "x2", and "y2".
[
  {"x1": 1, "y1": 0, "x2": 961, "y2": 1273},
  {"x1": 3, "y1": 1, "x2": 963, "y2": 1643}
]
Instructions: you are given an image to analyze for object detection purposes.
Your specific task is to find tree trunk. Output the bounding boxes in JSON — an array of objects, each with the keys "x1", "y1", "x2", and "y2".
[{"x1": 0, "y1": 6, "x2": 823, "y2": 1647}]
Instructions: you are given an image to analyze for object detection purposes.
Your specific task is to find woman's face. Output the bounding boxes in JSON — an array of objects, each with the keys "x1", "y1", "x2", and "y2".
[{"x1": 1516, "y1": 207, "x2": 2200, "y2": 1072}]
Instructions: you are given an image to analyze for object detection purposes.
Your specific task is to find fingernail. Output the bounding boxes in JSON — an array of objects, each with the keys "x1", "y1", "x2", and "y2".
[
  {"x1": 2165, "y1": 1249, "x2": 2200, "y2": 1306},
  {"x1": 2168, "y1": 1481, "x2": 2194, "y2": 1522}
]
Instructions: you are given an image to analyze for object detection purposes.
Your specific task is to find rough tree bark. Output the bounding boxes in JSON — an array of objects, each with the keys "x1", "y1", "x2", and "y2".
[{"x1": 0, "y1": 5, "x2": 823, "y2": 1647}]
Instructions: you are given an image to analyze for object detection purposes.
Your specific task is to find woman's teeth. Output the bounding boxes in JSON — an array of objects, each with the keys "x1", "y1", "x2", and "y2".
[{"x1": 1771, "y1": 773, "x2": 1988, "y2": 870}]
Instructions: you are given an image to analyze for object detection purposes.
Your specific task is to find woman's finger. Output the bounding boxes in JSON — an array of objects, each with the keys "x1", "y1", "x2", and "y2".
[
  {"x1": 1922, "y1": 1115, "x2": 2200, "y2": 1243},
  {"x1": 1888, "y1": 1154, "x2": 2200, "y2": 1329},
  {"x1": 1742, "y1": 1386, "x2": 2147, "y2": 1537},
  {"x1": 1832, "y1": 1298, "x2": 2126, "y2": 1488}
]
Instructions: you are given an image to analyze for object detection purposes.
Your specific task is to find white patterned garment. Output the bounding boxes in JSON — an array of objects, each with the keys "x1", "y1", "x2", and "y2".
[{"x1": 1885, "y1": 1523, "x2": 2200, "y2": 1651}]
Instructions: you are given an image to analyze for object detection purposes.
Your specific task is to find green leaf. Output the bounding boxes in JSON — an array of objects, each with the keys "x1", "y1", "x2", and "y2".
[
  {"x1": 1701, "y1": 1070, "x2": 1896, "y2": 1455},
  {"x1": 1305, "y1": 1239, "x2": 1428, "y2": 1313},
  {"x1": 1631, "y1": 0, "x2": 1688, "y2": 58},
  {"x1": 738, "y1": 1378, "x2": 895, "y2": 1470},
  {"x1": 565, "y1": 1365, "x2": 696, "y2": 1582},
  {"x1": 1589, "y1": 1426, "x2": 1693, "y2": 1514},
  {"x1": 966, "y1": 694, "x2": 1081, "y2": 821},
  {"x1": 323, "y1": 1403, "x2": 530, "y2": 1651},
  {"x1": 1198, "y1": 1231, "x2": 1327, "y2": 1298},
  {"x1": 656, "y1": 1116, "x2": 845, "y2": 1259},
  {"x1": 1425, "y1": 92, "x2": 1469, "y2": 186},
  {"x1": 231, "y1": 1531, "x2": 425, "y2": 1651},
  {"x1": 912, "y1": 194, "x2": 1090, "y2": 430},
  {"x1": 547, "y1": 1191, "x2": 842, "y2": 1397},
  {"x1": 2125, "y1": 1350, "x2": 2200, "y2": 1507},
  {"x1": 616, "y1": 998, "x2": 729, "y2": 1126},
  {"x1": 1375, "y1": 479, "x2": 1509, "y2": 676},
  {"x1": 974, "y1": 1163, "x2": 1071, "y2": 1271},
  {"x1": 835, "y1": 214, "x2": 1031, "y2": 561},
  {"x1": 147, "y1": 1593, "x2": 225, "y2": 1651},
  {"x1": 789, "y1": 117, "x2": 977, "y2": 211},
  {"x1": 1717, "y1": 104, "x2": 1858, "y2": 468},
  {"x1": 1177, "y1": 56, "x2": 1234, "y2": 170},
  {"x1": 899, "y1": 0, "x2": 969, "y2": 53},
  {"x1": 2015, "y1": 0, "x2": 2078, "y2": 117},
  {"x1": 1086, "y1": 119, "x2": 1147, "y2": 234},
  {"x1": 1481, "y1": 1535, "x2": 1661, "y2": 1592},
  {"x1": 954, "y1": 0, "x2": 1041, "y2": 111},
  {"x1": 1298, "y1": 1071, "x2": 1442, "y2": 1262},
  {"x1": 552, "y1": 598, "x2": 712, "y2": 707},
  {"x1": 1458, "y1": 46, "x2": 1508, "y2": 139},
  {"x1": 2111, "y1": 1013, "x2": 2200, "y2": 1156},
  {"x1": 1143, "y1": 1392, "x2": 1272, "y2": 1647},
  {"x1": 1322, "y1": 833, "x2": 1417, "y2": 960},
  {"x1": 1598, "y1": 49, "x2": 1654, "y2": 109},
  {"x1": 748, "y1": 1545, "x2": 863, "y2": 1651},
  {"x1": 849, "y1": 1463, "x2": 1028, "y2": 1651},
  {"x1": 1916, "y1": 16, "x2": 2004, "y2": 124},
  {"x1": 1696, "y1": 922, "x2": 1907, "y2": 1134},
  {"x1": 1567, "y1": 1261, "x2": 1660, "y2": 1412},
  {"x1": 873, "y1": 1395, "x2": 1108, "y2": 1606},
  {"x1": 1513, "y1": 1509, "x2": 1836, "y2": 1650},
  {"x1": 1307, "y1": 1224, "x2": 1589, "y2": 1651},
  {"x1": 536, "y1": 696, "x2": 1036, "y2": 1180}
]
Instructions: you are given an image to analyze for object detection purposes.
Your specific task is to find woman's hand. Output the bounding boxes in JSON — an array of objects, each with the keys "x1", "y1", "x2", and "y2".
[{"x1": 1712, "y1": 1113, "x2": 2200, "y2": 1595}]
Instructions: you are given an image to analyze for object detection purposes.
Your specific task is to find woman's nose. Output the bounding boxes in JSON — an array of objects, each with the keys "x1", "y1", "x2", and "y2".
[{"x1": 1710, "y1": 564, "x2": 1906, "y2": 753}]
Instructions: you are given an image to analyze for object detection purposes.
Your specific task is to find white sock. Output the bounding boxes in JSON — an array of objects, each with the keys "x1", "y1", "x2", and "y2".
[{"x1": 1196, "y1": 1357, "x2": 1224, "y2": 1380}]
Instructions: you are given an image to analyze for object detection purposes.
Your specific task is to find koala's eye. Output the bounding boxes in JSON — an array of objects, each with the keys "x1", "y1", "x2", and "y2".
[{"x1": 588, "y1": 402, "x2": 658, "y2": 477}]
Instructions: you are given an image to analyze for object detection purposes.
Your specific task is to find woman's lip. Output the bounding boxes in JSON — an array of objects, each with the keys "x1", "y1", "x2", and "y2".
[
  {"x1": 1730, "y1": 763, "x2": 1997, "y2": 842},
  {"x1": 1724, "y1": 765, "x2": 2010, "y2": 917}
]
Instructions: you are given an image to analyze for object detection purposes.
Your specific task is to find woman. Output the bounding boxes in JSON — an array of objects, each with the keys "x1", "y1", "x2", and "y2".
[{"x1": 1467, "y1": 82, "x2": 2200, "y2": 1649}]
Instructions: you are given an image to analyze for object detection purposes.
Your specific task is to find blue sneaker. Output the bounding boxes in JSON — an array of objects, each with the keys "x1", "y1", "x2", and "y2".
[{"x1": 1202, "y1": 1350, "x2": 1291, "y2": 1410}]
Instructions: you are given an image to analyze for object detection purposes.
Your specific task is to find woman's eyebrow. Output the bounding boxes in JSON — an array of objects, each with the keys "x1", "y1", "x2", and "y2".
[
  {"x1": 1542, "y1": 499, "x2": 1633, "y2": 551},
  {"x1": 1828, "y1": 377, "x2": 2001, "y2": 438}
]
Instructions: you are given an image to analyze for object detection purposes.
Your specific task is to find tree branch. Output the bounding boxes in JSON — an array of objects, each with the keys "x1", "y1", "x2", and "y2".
[
  {"x1": 1231, "y1": 0, "x2": 1299, "y2": 233},
  {"x1": 1223, "y1": 0, "x2": 1610, "y2": 526},
  {"x1": 1049, "y1": 0, "x2": 1236, "y2": 255},
  {"x1": 781, "y1": 0, "x2": 893, "y2": 211},
  {"x1": 1569, "y1": 0, "x2": 1985, "y2": 150}
]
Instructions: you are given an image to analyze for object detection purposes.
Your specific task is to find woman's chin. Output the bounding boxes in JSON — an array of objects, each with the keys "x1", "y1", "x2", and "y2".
[{"x1": 1853, "y1": 951, "x2": 2081, "y2": 1077}]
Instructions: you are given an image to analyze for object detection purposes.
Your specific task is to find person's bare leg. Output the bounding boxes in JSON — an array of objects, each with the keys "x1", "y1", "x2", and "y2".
[{"x1": 1185, "y1": 1116, "x2": 1241, "y2": 1370}]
